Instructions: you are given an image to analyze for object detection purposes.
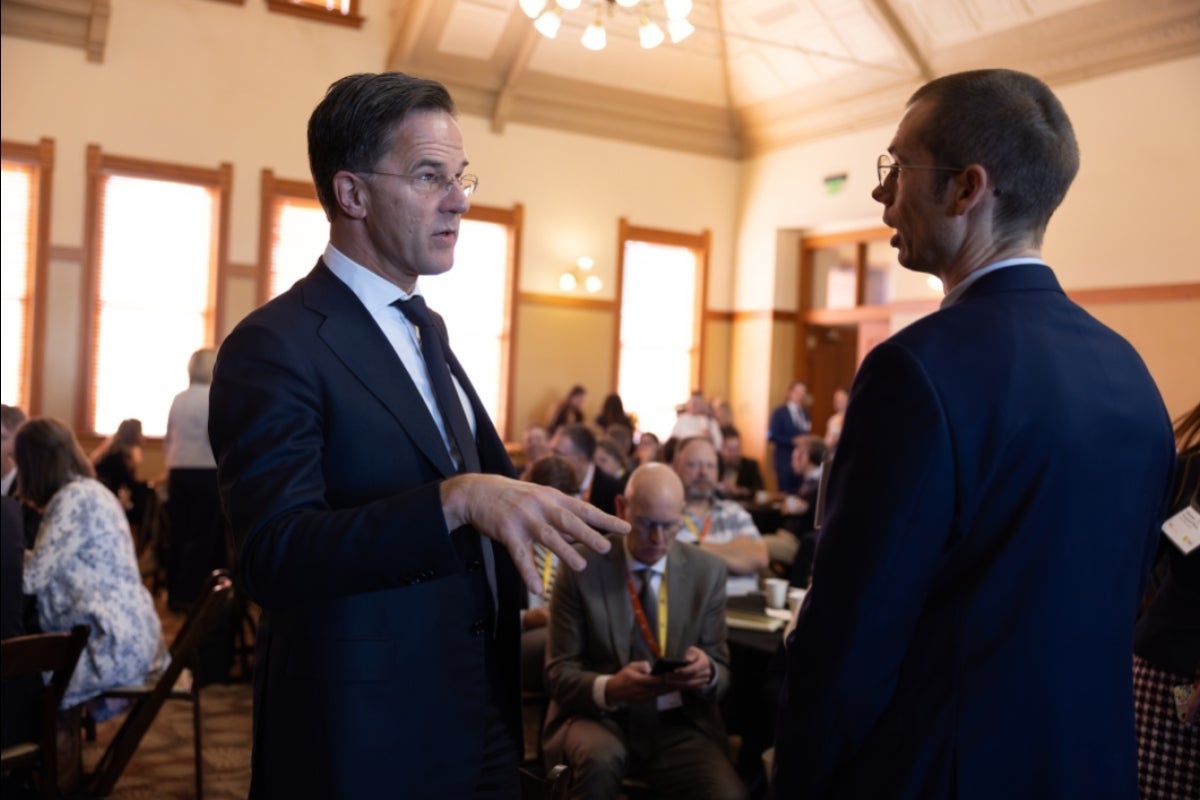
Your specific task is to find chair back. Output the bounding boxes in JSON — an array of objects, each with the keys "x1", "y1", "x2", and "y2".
[
  {"x1": 0, "y1": 625, "x2": 90, "y2": 799},
  {"x1": 86, "y1": 569, "x2": 234, "y2": 796}
]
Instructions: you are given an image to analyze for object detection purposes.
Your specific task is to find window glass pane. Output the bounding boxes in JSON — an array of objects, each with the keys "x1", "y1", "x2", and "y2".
[
  {"x1": 1, "y1": 164, "x2": 34, "y2": 407},
  {"x1": 618, "y1": 241, "x2": 697, "y2": 440},
  {"x1": 421, "y1": 218, "x2": 508, "y2": 424},
  {"x1": 270, "y1": 197, "x2": 326, "y2": 299},
  {"x1": 93, "y1": 176, "x2": 215, "y2": 436},
  {"x1": 810, "y1": 244, "x2": 857, "y2": 309}
]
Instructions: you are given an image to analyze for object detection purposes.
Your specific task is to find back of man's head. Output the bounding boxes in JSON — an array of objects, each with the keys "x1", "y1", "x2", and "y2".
[
  {"x1": 558, "y1": 423, "x2": 597, "y2": 460},
  {"x1": 0, "y1": 404, "x2": 27, "y2": 434},
  {"x1": 909, "y1": 69, "x2": 1079, "y2": 246}
]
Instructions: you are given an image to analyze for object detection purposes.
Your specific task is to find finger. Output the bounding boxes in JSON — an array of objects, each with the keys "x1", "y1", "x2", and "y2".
[
  {"x1": 503, "y1": 538, "x2": 544, "y2": 595},
  {"x1": 559, "y1": 496, "x2": 631, "y2": 537}
]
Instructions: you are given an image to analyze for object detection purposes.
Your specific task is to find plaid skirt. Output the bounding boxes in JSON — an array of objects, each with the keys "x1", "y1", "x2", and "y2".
[{"x1": 1134, "y1": 654, "x2": 1199, "y2": 800}]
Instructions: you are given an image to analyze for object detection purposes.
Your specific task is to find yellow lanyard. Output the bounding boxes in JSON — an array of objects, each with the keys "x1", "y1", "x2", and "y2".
[
  {"x1": 540, "y1": 548, "x2": 554, "y2": 589},
  {"x1": 626, "y1": 567, "x2": 669, "y2": 657}
]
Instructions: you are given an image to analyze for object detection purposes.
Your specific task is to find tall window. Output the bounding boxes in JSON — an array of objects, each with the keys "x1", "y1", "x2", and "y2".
[
  {"x1": 82, "y1": 146, "x2": 231, "y2": 436},
  {"x1": 259, "y1": 177, "x2": 520, "y2": 437},
  {"x1": 616, "y1": 219, "x2": 709, "y2": 440},
  {"x1": 0, "y1": 138, "x2": 53, "y2": 412}
]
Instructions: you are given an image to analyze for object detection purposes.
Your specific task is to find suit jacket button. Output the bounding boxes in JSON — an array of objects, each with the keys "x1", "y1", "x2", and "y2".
[
  {"x1": 470, "y1": 619, "x2": 486, "y2": 635},
  {"x1": 466, "y1": 559, "x2": 482, "y2": 572}
]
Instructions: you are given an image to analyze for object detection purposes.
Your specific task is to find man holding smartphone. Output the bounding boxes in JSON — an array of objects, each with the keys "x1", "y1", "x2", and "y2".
[{"x1": 543, "y1": 464, "x2": 747, "y2": 799}]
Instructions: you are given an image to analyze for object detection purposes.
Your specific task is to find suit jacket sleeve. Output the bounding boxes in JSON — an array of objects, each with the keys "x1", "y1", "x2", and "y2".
[
  {"x1": 208, "y1": 317, "x2": 464, "y2": 611},
  {"x1": 774, "y1": 341, "x2": 955, "y2": 796},
  {"x1": 767, "y1": 406, "x2": 794, "y2": 447},
  {"x1": 544, "y1": 545, "x2": 609, "y2": 714}
]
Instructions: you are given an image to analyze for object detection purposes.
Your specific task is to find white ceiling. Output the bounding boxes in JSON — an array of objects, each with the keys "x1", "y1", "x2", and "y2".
[{"x1": 387, "y1": 0, "x2": 1200, "y2": 157}]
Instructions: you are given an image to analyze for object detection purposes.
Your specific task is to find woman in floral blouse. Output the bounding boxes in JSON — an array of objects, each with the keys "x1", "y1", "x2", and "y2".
[{"x1": 16, "y1": 417, "x2": 167, "y2": 713}]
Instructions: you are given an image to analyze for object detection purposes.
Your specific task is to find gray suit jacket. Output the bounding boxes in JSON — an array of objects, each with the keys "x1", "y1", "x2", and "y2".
[{"x1": 542, "y1": 537, "x2": 731, "y2": 764}]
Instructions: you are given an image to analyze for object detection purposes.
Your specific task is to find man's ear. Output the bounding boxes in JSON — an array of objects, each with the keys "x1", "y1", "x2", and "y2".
[
  {"x1": 950, "y1": 164, "x2": 992, "y2": 216},
  {"x1": 332, "y1": 170, "x2": 369, "y2": 220},
  {"x1": 615, "y1": 494, "x2": 628, "y2": 521}
]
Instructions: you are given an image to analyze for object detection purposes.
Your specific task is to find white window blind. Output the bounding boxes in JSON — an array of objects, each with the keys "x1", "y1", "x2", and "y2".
[{"x1": 0, "y1": 163, "x2": 35, "y2": 407}]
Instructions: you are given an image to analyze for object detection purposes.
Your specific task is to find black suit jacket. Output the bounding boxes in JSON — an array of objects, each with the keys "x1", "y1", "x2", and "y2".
[
  {"x1": 587, "y1": 468, "x2": 625, "y2": 516},
  {"x1": 209, "y1": 261, "x2": 523, "y2": 799}
]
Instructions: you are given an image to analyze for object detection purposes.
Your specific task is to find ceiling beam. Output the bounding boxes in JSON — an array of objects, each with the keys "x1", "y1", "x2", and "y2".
[
  {"x1": 387, "y1": 0, "x2": 436, "y2": 68},
  {"x1": 868, "y1": 0, "x2": 933, "y2": 81},
  {"x1": 491, "y1": 22, "x2": 541, "y2": 134}
]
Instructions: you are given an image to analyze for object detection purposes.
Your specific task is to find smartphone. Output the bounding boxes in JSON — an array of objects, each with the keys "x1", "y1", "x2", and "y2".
[{"x1": 651, "y1": 657, "x2": 689, "y2": 675}]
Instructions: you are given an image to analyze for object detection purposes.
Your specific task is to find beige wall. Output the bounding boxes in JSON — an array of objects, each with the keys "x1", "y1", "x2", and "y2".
[{"x1": 2, "y1": 0, "x2": 1196, "y2": 448}]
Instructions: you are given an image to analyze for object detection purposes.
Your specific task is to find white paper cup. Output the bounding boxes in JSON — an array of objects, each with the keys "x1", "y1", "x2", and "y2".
[
  {"x1": 787, "y1": 588, "x2": 807, "y2": 613},
  {"x1": 764, "y1": 578, "x2": 788, "y2": 609}
]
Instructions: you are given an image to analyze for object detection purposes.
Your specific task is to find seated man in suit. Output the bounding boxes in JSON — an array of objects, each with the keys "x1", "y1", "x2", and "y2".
[
  {"x1": 550, "y1": 423, "x2": 625, "y2": 515},
  {"x1": 716, "y1": 425, "x2": 764, "y2": 502},
  {"x1": 673, "y1": 437, "x2": 768, "y2": 597},
  {"x1": 543, "y1": 463, "x2": 746, "y2": 800}
]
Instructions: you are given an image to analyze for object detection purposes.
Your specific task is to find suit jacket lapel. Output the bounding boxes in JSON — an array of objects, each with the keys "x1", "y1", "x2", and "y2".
[
  {"x1": 600, "y1": 542, "x2": 634, "y2": 665},
  {"x1": 301, "y1": 261, "x2": 457, "y2": 478},
  {"x1": 665, "y1": 542, "x2": 689, "y2": 659}
]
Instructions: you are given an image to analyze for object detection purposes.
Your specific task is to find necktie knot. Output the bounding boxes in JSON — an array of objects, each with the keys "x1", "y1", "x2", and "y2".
[{"x1": 395, "y1": 295, "x2": 433, "y2": 328}]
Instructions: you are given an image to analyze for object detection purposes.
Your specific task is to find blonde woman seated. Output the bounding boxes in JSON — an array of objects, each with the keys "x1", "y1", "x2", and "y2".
[{"x1": 17, "y1": 418, "x2": 168, "y2": 717}]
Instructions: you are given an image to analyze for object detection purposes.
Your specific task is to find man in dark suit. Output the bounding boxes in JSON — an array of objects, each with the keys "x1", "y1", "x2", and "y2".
[
  {"x1": 543, "y1": 463, "x2": 746, "y2": 800},
  {"x1": 208, "y1": 72, "x2": 625, "y2": 800},
  {"x1": 549, "y1": 423, "x2": 626, "y2": 515},
  {"x1": 716, "y1": 425, "x2": 764, "y2": 501},
  {"x1": 773, "y1": 69, "x2": 1176, "y2": 799},
  {"x1": 766, "y1": 382, "x2": 809, "y2": 493}
]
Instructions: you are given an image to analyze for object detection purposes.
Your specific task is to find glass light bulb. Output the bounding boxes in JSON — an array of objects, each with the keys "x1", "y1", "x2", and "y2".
[
  {"x1": 577, "y1": 256, "x2": 595, "y2": 270},
  {"x1": 584, "y1": 275, "x2": 603, "y2": 293},
  {"x1": 518, "y1": 0, "x2": 546, "y2": 19},
  {"x1": 639, "y1": 18, "x2": 665, "y2": 49},
  {"x1": 533, "y1": 9, "x2": 562, "y2": 38},
  {"x1": 663, "y1": 0, "x2": 692, "y2": 20},
  {"x1": 559, "y1": 272, "x2": 578, "y2": 291},
  {"x1": 557, "y1": 0, "x2": 582, "y2": 10},
  {"x1": 581, "y1": 18, "x2": 607, "y2": 51},
  {"x1": 668, "y1": 17, "x2": 694, "y2": 42},
  {"x1": 615, "y1": 0, "x2": 640, "y2": 8}
]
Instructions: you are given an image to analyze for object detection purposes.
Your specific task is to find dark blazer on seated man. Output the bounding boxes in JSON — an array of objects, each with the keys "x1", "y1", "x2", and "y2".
[{"x1": 543, "y1": 464, "x2": 747, "y2": 800}]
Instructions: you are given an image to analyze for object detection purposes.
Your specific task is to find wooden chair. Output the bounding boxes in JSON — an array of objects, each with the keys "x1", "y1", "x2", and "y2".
[
  {"x1": 85, "y1": 569, "x2": 234, "y2": 799},
  {"x1": 520, "y1": 763, "x2": 571, "y2": 800},
  {"x1": 0, "y1": 625, "x2": 90, "y2": 800}
]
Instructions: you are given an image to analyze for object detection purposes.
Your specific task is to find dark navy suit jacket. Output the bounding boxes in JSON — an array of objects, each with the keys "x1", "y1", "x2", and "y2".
[
  {"x1": 774, "y1": 263, "x2": 1175, "y2": 799},
  {"x1": 768, "y1": 403, "x2": 810, "y2": 493},
  {"x1": 209, "y1": 262, "x2": 523, "y2": 799}
]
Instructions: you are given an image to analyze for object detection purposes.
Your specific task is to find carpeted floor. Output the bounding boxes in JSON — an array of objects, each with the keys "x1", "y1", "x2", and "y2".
[{"x1": 78, "y1": 598, "x2": 256, "y2": 800}]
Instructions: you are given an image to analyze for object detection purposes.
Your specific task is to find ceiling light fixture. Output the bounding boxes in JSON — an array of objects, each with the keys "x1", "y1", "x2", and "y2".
[
  {"x1": 520, "y1": 0, "x2": 694, "y2": 52},
  {"x1": 559, "y1": 256, "x2": 603, "y2": 293}
]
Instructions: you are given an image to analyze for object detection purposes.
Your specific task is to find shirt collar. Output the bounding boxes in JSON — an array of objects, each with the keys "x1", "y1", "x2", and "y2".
[
  {"x1": 626, "y1": 548, "x2": 668, "y2": 575},
  {"x1": 940, "y1": 257, "x2": 1046, "y2": 309},
  {"x1": 323, "y1": 242, "x2": 422, "y2": 311}
]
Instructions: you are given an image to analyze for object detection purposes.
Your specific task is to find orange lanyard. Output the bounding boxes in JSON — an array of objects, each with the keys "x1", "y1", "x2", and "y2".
[
  {"x1": 625, "y1": 568, "x2": 667, "y2": 659},
  {"x1": 683, "y1": 514, "x2": 712, "y2": 543}
]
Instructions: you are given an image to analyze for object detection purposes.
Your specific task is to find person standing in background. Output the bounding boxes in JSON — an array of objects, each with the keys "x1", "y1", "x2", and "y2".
[
  {"x1": 773, "y1": 69, "x2": 1175, "y2": 799},
  {"x1": 163, "y1": 347, "x2": 225, "y2": 613},
  {"x1": 766, "y1": 382, "x2": 809, "y2": 494},
  {"x1": 548, "y1": 384, "x2": 588, "y2": 436},
  {"x1": 1134, "y1": 401, "x2": 1199, "y2": 800}
]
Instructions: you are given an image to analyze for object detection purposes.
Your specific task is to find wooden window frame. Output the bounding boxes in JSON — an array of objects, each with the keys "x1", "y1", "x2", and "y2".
[
  {"x1": 257, "y1": 169, "x2": 320, "y2": 307},
  {"x1": 265, "y1": 0, "x2": 364, "y2": 28},
  {"x1": 79, "y1": 144, "x2": 232, "y2": 435},
  {"x1": 0, "y1": 137, "x2": 54, "y2": 414}
]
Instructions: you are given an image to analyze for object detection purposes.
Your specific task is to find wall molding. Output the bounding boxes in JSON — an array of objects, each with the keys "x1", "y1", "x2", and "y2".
[
  {"x1": 518, "y1": 291, "x2": 615, "y2": 311},
  {"x1": 1068, "y1": 282, "x2": 1200, "y2": 305},
  {"x1": 48, "y1": 244, "x2": 83, "y2": 263}
]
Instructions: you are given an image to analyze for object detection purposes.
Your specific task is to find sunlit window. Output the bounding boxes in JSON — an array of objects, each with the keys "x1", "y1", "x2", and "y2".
[
  {"x1": 85, "y1": 148, "x2": 227, "y2": 437},
  {"x1": 266, "y1": 0, "x2": 363, "y2": 27},
  {"x1": 1, "y1": 139, "x2": 52, "y2": 412},
  {"x1": 617, "y1": 222, "x2": 708, "y2": 441},
  {"x1": 260, "y1": 172, "x2": 325, "y2": 303}
]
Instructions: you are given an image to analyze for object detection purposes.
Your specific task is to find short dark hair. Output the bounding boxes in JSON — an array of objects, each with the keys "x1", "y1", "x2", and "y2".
[
  {"x1": 0, "y1": 404, "x2": 26, "y2": 432},
  {"x1": 14, "y1": 418, "x2": 95, "y2": 508},
  {"x1": 909, "y1": 69, "x2": 1079, "y2": 246},
  {"x1": 719, "y1": 424, "x2": 740, "y2": 441},
  {"x1": 525, "y1": 455, "x2": 581, "y2": 496},
  {"x1": 558, "y1": 423, "x2": 597, "y2": 460},
  {"x1": 308, "y1": 72, "x2": 456, "y2": 220}
]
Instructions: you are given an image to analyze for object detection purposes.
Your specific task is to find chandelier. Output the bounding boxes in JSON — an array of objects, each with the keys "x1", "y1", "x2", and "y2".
[{"x1": 518, "y1": 0, "x2": 695, "y2": 51}]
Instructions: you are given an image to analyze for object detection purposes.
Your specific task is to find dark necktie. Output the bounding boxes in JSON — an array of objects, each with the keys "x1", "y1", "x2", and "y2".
[
  {"x1": 395, "y1": 295, "x2": 496, "y2": 616},
  {"x1": 638, "y1": 567, "x2": 658, "y2": 636},
  {"x1": 394, "y1": 295, "x2": 480, "y2": 474}
]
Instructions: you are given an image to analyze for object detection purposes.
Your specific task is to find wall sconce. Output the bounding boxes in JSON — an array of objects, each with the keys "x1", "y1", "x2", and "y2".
[{"x1": 559, "y1": 256, "x2": 603, "y2": 293}]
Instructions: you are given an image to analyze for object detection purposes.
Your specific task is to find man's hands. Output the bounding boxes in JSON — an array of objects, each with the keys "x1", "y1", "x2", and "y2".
[
  {"x1": 605, "y1": 647, "x2": 713, "y2": 705},
  {"x1": 440, "y1": 474, "x2": 630, "y2": 595}
]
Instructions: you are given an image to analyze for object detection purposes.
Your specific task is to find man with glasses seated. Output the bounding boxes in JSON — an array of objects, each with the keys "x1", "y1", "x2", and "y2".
[
  {"x1": 673, "y1": 436, "x2": 769, "y2": 597},
  {"x1": 543, "y1": 463, "x2": 747, "y2": 800}
]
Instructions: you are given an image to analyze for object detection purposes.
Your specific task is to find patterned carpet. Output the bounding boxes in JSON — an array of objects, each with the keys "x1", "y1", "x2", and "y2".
[{"x1": 79, "y1": 601, "x2": 255, "y2": 800}]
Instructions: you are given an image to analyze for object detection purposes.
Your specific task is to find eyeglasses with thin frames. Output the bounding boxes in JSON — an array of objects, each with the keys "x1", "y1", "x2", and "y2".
[
  {"x1": 359, "y1": 171, "x2": 479, "y2": 198},
  {"x1": 876, "y1": 154, "x2": 963, "y2": 190},
  {"x1": 633, "y1": 516, "x2": 684, "y2": 536}
]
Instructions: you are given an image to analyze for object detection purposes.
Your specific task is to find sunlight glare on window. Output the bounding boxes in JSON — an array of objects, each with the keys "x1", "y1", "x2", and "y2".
[
  {"x1": 420, "y1": 219, "x2": 508, "y2": 423},
  {"x1": 1, "y1": 165, "x2": 34, "y2": 407},
  {"x1": 270, "y1": 198, "x2": 327, "y2": 298},
  {"x1": 617, "y1": 241, "x2": 697, "y2": 441},
  {"x1": 93, "y1": 176, "x2": 214, "y2": 436}
]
